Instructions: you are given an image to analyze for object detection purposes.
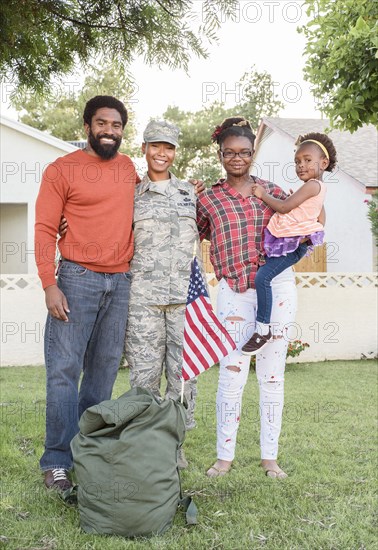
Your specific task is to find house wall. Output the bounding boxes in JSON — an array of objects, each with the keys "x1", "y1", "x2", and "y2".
[
  {"x1": 253, "y1": 131, "x2": 374, "y2": 272},
  {"x1": 1, "y1": 122, "x2": 76, "y2": 274},
  {"x1": 1, "y1": 273, "x2": 376, "y2": 366},
  {"x1": 0, "y1": 204, "x2": 28, "y2": 273}
]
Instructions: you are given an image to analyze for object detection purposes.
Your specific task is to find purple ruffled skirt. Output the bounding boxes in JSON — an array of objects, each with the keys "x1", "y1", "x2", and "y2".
[{"x1": 264, "y1": 228, "x2": 325, "y2": 258}]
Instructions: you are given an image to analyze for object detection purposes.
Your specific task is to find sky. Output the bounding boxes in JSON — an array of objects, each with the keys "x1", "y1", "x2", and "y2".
[
  {"x1": 127, "y1": 0, "x2": 322, "y2": 138},
  {"x1": 1, "y1": 1, "x2": 322, "y2": 139}
]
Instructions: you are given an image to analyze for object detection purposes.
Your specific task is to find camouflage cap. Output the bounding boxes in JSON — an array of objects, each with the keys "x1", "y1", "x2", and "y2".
[{"x1": 143, "y1": 120, "x2": 180, "y2": 147}]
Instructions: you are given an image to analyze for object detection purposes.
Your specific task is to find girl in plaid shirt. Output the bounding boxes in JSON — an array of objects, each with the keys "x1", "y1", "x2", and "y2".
[{"x1": 197, "y1": 117, "x2": 298, "y2": 479}]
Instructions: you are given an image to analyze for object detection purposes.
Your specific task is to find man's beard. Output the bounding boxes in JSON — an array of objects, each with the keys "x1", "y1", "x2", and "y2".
[{"x1": 88, "y1": 129, "x2": 122, "y2": 159}]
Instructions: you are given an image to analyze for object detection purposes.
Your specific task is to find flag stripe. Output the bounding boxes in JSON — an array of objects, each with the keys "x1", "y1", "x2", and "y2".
[
  {"x1": 197, "y1": 297, "x2": 236, "y2": 348},
  {"x1": 182, "y1": 256, "x2": 236, "y2": 380},
  {"x1": 182, "y1": 301, "x2": 235, "y2": 377},
  {"x1": 182, "y1": 340, "x2": 201, "y2": 380},
  {"x1": 187, "y1": 305, "x2": 220, "y2": 364},
  {"x1": 187, "y1": 297, "x2": 233, "y2": 359},
  {"x1": 192, "y1": 297, "x2": 231, "y2": 358},
  {"x1": 182, "y1": 329, "x2": 212, "y2": 381},
  {"x1": 184, "y1": 312, "x2": 218, "y2": 366}
]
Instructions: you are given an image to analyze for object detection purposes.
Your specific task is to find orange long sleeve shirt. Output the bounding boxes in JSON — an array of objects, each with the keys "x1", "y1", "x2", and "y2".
[{"x1": 35, "y1": 149, "x2": 138, "y2": 289}]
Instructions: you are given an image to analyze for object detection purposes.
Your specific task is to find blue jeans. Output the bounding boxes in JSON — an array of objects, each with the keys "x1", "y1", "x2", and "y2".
[
  {"x1": 255, "y1": 243, "x2": 308, "y2": 324},
  {"x1": 40, "y1": 260, "x2": 131, "y2": 471}
]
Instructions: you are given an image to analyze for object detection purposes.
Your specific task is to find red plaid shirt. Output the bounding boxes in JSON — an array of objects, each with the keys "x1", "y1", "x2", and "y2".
[{"x1": 197, "y1": 177, "x2": 287, "y2": 293}]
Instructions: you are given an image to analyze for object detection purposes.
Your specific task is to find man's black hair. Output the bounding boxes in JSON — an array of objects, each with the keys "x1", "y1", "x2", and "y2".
[{"x1": 83, "y1": 96, "x2": 128, "y2": 128}]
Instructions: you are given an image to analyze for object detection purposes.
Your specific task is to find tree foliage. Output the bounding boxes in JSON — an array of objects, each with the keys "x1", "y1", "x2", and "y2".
[
  {"x1": 13, "y1": 65, "x2": 139, "y2": 154},
  {"x1": 299, "y1": 0, "x2": 378, "y2": 132},
  {"x1": 164, "y1": 66, "x2": 284, "y2": 183},
  {"x1": 366, "y1": 191, "x2": 378, "y2": 248},
  {"x1": 0, "y1": 0, "x2": 237, "y2": 96}
]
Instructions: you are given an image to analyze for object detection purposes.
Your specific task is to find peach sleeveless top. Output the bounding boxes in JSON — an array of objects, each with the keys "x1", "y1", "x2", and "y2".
[{"x1": 267, "y1": 180, "x2": 326, "y2": 238}]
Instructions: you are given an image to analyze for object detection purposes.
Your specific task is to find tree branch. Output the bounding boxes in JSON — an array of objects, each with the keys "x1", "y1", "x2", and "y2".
[
  {"x1": 155, "y1": 0, "x2": 176, "y2": 17},
  {"x1": 47, "y1": 7, "x2": 134, "y2": 33},
  {"x1": 115, "y1": 1, "x2": 129, "y2": 48}
]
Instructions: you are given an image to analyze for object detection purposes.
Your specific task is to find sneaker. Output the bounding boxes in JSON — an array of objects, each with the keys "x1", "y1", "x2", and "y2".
[
  {"x1": 242, "y1": 328, "x2": 272, "y2": 356},
  {"x1": 44, "y1": 468, "x2": 72, "y2": 492},
  {"x1": 177, "y1": 448, "x2": 188, "y2": 470}
]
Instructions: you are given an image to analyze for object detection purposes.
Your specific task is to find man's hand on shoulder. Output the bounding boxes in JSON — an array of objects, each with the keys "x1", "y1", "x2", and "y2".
[{"x1": 45, "y1": 285, "x2": 70, "y2": 321}]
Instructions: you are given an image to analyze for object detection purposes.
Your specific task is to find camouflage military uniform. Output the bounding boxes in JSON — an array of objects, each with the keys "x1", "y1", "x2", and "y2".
[{"x1": 125, "y1": 172, "x2": 199, "y2": 428}]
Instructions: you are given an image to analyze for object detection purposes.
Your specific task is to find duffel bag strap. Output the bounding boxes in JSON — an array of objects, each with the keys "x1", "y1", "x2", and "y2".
[
  {"x1": 178, "y1": 495, "x2": 198, "y2": 525},
  {"x1": 59, "y1": 484, "x2": 78, "y2": 507}
]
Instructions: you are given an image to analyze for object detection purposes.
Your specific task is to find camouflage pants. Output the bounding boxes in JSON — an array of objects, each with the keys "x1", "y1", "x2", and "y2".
[{"x1": 125, "y1": 302, "x2": 197, "y2": 429}]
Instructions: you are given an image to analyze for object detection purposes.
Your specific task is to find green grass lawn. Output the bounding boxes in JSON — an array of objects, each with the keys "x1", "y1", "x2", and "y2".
[{"x1": 1, "y1": 360, "x2": 377, "y2": 550}]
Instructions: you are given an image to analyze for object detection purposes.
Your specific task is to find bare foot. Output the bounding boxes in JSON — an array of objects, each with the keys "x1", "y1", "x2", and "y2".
[
  {"x1": 206, "y1": 459, "x2": 232, "y2": 478},
  {"x1": 261, "y1": 459, "x2": 288, "y2": 479}
]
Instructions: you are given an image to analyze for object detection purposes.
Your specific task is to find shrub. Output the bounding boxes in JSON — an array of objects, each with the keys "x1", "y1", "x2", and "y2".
[
  {"x1": 287, "y1": 339, "x2": 310, "y2": 358},
  {"x1": 365, "y1": 192, "x2": 378, "y2": 246}
]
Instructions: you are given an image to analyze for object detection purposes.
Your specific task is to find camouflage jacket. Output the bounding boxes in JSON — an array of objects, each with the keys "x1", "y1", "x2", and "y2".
[{"x1": 129, "y1": 173, "x2": 199, "y2": 305}]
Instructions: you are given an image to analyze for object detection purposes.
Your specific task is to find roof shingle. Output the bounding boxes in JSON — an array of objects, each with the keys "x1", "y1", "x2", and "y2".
[{"x1": 261, "y1": 118, "x2": 377, "y2": 187}]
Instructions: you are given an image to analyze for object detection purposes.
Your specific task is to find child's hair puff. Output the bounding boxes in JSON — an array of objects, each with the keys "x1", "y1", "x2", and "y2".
[{"x1": 296, "y1": 132, "x2": 337, "y2": 172}]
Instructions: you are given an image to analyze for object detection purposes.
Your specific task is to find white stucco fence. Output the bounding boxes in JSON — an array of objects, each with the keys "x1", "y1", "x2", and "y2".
[{"x1": 1, "y1": 273, "x2": 377, "y2": 366}]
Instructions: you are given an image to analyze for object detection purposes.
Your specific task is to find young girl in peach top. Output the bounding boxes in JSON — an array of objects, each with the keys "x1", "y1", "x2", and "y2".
[{"x1": 242, "y1": 132, "x2": 337, "y2": 355}]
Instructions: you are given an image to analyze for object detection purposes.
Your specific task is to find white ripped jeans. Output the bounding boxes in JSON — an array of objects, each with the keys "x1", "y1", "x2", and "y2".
[{"x1": 215, "y1": 268, "x2": 297, "y2": 461}]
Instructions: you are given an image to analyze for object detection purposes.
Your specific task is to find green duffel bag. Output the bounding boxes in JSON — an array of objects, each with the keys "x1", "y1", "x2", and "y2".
[{"x1": 71, "y1": 387, "x2": 197, "y2": 537}]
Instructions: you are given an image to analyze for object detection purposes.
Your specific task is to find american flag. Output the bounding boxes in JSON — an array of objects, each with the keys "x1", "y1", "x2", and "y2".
[{"x1": 182, "y1": 257, "x2": 236, "y2": 380}]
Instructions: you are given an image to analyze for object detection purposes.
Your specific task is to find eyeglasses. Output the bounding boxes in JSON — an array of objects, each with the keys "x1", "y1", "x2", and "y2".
[{"x1": 220, "y1": 150, "x2": 252, "y2": 159}]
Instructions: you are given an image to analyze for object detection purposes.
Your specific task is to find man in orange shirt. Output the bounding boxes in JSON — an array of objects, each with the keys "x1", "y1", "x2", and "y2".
[{"x1": 35, "y1": 96, "x2": 139, "y2": 495}]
